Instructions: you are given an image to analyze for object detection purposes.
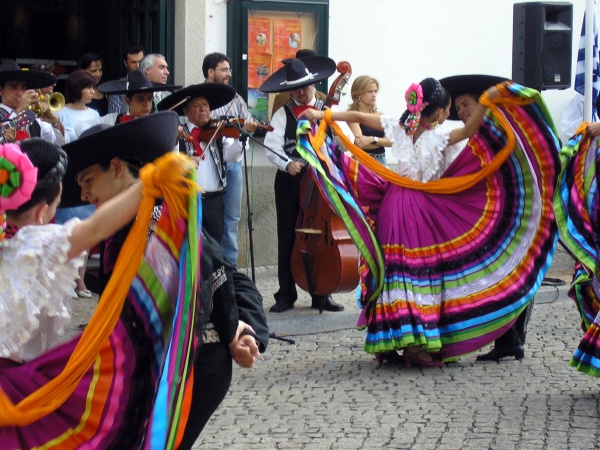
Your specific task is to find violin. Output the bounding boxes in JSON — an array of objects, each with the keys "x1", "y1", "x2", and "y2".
[{"x1": 196, "y1": 118, "x2": 274, "y2": 142}]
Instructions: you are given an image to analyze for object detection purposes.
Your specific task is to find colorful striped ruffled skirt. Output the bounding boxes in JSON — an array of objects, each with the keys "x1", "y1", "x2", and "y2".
[
  {"x1": 555, "y1": 128, "x2": 600, "y2": 377},
  {"x1": 298, "y1": 83, "x2": 560, "y2": 360}
]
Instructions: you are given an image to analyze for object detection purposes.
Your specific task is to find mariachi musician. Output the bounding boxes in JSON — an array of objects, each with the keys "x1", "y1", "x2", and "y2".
[
  {"x1": 157, "y1": 82, "x2": 242, "y2": 244},
  {"x1": 261, "y1": 55, "x2": 349, "y2": 314},
  {"x1": 93, "y1": 69, "x2": 179, "y2": 126},
  {"x1": 0, "y1": 59, "x2": 67, "y2": 144}
]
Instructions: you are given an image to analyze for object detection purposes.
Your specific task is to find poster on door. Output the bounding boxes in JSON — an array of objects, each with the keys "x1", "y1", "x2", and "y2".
[
  {"x1": 247, "y1": 52, "x2": 273, "y2": 89},
  {"x1": 273, "y1": 19, "x2": 301, "y2": 69},
  {"x1": 248, "y1": 16, "x2": 271, "y2": 54}
]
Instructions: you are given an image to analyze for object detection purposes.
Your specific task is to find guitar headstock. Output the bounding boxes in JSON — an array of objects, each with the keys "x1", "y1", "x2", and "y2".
[{"x1": 2, "y1": 110, "x2": 36, "y2": 130}]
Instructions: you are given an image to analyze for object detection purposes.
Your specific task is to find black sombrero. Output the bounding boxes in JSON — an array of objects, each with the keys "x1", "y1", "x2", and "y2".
[
  {"x1": 259, "y1": 56, "x2": 336, "y2": 93},
  {"x1": 281, "y1": 49, "x2": 317, "y2": 65},
  {"x1": 98, "y1": 69, "x2": 180, "y2": 96},
  {"x1": 60, "y1": 111, "x2": 179, "y2": 207},
  {"x1": 0, "y1": 59, "x2": 56, "y2": 89},
  {"x1": 156, "y1": 83, "x2": 236, "y2": 115},
  {"x1": 439, "y1": 74, "x2": 508, "y2": 120}
]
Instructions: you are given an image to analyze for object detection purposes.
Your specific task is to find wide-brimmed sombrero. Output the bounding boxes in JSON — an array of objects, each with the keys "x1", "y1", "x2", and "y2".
[
  {"x1": 439, "y1": 74, "x2": 508, "y2": 120},
  {"x1": 0, "y1": 59, "x2": 56, "y2": 89},
  {"x1": 281, "y1": 49, "x2": 317, "y2": 65},
  {"x1": 156, "y1": 83, "x2": 236, "y2": 115},
  {"x1": 60, "y1": 111, "x2": 179, "y2": 207},
  {"x1": 259, "y1": 56, "x2": 336, "y2": 93},
  {"x1": 98, "y1": 69, "x2": 180, "y2": 96}
]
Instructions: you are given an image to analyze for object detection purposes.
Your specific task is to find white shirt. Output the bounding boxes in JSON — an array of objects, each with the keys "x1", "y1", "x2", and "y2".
[
  {"x1": 264, "y1": 97, "x2": 320, "y2": 172},
  {"x1": 56, "y1": 106, "x2": 100, "y2": 142},
  {"x1": 184, "y1": 118, "x2": 242, "y2": 193}
]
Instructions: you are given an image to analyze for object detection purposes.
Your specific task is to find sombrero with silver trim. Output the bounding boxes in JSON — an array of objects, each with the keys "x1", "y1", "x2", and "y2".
[
  {"x1": 156, "y1": 82, "x2": 236, "y2": 115},
  {"x1": 439, "y1": 74, "x2": 509, "y2": 121},
  {"x1": 259, "y1": 56, "x2": 336, "y2": 93}
]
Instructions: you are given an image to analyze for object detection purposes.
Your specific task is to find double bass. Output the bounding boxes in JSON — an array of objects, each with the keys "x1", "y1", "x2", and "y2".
[{"x1": 290, "y1": 61, "x2": 359, "y2": 303}]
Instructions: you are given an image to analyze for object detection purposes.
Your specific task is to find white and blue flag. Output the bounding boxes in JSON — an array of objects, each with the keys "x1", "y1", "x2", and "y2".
[{"x1": 575, "y1": 2, "x2": 600, "y2": 121}]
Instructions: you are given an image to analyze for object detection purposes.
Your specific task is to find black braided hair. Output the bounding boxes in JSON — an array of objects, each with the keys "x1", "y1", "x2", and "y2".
[
  {"x1": 12, "y1": 138, "x2": 68, "y2": 213},
  {"x1": 399, "y1": 77, "x2": 450, "y2": 125}
]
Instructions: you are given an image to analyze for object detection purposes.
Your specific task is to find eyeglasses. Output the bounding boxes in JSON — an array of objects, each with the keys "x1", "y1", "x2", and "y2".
[{"x1": 216, "y1": 68, "x2": 232, "y2": 74}]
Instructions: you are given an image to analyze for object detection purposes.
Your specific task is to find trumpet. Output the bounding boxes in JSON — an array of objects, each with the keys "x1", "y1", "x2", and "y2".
[
  {"x1": 42, "y1": 92, "x2": 65, "y2": 113},
  {"x1": 30, "y1": 91, "x2": 65, "y2": 117}
]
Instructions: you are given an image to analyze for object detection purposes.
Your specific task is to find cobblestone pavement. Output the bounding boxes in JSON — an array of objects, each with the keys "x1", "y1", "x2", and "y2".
[
  {"x1": 68, "y1": 246, "x2": 600, "y2": 449},
  {"x1": 192, "y1": 245, "x2": 600, "y2": 450}
]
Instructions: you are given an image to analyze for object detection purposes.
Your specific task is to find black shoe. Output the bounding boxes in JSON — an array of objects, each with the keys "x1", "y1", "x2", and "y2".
[
  {"x1": 476, "y1": 345, "x2": 524, "y2": 362},
  {"x1": 269, "y1": 298, "x2": 295, "y2": 313},
  {"x1": 311, "y1": 295, "x2": 344, "y2": 313}
]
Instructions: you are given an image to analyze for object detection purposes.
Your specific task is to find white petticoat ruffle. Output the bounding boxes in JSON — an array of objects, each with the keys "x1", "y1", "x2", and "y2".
[
  {"x1": 380, "y1": 114, "x2": 462, "y2": 182},
  {"x1": 0, "y1": 219, "x2": 84, "y2": 361}
]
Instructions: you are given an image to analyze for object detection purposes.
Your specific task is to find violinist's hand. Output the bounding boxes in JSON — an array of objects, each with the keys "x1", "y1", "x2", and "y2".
[
  {"x1": 229, "y1": 320, "x2": 260, "y2": 369},
  {"x1": 285, "y1": 160, "x2": 305, "y2": 176},
  {"x1": 300, "y1": 108, "x2": 326, "y2": 122},
  {"x1": 243, "y1": 119, "x2": 258, "y2": 133}
]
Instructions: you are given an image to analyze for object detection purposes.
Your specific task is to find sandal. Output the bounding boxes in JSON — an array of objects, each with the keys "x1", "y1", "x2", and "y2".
[{"x1": 76, "y1": 289, "x2": 93, "y2": 298}]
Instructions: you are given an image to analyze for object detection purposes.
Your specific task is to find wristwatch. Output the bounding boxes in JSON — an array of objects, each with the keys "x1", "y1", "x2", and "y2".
[{"x1": 372, "y1": 136, "x2": 379, "y2": 145}]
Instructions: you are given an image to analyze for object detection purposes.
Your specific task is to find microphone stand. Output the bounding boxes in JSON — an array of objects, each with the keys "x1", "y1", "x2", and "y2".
[
  {"x1": 234, "y1": 126, "x2": 287, "y2": 283},
  {"x1": 239, "y1": 133, "x2": 256, "y2": 282}
]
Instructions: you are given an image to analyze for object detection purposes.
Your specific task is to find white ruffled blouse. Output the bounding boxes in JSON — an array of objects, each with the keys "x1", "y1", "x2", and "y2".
[
  {"x1": 380, "y1": 115, "x2": 464, "y2": 182},
  {"x1": 0, "y1": 219, "x2": 84, "y2": 362}
]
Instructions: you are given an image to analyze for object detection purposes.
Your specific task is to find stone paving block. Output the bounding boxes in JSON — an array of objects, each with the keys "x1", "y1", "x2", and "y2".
[{"x1": 177, "y1": 273, "x2": 600, "y2": 449}]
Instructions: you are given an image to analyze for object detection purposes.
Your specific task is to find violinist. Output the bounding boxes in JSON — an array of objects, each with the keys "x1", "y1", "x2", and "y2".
[
  {"x1": 261, "y1": 56, "x2": 345, "y2": 314},
  {"x1": 157, "y1": 82, "x2": 239, "y2": 243},
  {"x1": 203, "y1": 52, "x2": 258, "y2": 268}
]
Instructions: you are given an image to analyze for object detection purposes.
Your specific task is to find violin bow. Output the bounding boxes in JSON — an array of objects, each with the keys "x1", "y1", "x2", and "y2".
[
  {"x1": 204, "y1": 94, "x2": 237, "y2": 149},
  {"x1": 167, "y1": 96, "x2": 191, "y2": 112}
]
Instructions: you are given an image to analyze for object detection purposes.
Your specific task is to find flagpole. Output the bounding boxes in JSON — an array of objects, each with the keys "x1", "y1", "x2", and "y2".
[{"x1": 585, "y1": 0, "x2": 595, "y2": 121}]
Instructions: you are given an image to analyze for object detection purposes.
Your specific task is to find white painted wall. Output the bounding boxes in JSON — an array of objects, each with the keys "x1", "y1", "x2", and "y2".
[
  {"x1": 328, "y1": 0, "x2": 596, "y2": 128},
  {"x1": 174, "y1": 0, "x2": 229, "y2": 86},
  {"x1": 176, "y1": 0, "x2": 598, "y2": 163}
]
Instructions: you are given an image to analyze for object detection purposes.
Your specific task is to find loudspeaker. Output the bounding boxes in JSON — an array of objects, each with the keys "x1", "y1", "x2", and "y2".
[{"x1": 512, "y1": 2, "x2": 573, "y2": 90}]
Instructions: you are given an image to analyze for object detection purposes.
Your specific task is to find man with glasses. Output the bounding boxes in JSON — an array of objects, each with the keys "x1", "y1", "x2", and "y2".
[{"x1": 202, "y1": 52, "x2": 258, "y2": 268}]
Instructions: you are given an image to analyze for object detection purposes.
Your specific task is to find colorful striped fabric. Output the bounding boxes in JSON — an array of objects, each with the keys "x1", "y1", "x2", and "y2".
[
  {"x1": 554, "y1": 125, "x2": 600, "y2": 377},
  {"x1": 0, "y1": 155, "x2": 201, "y2": 448},
  {"x1": 297, "y1": 82, "x2": 559, "y2": 360}
]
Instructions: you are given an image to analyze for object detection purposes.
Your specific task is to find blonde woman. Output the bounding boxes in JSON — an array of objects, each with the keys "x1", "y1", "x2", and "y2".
[{"x1": 347, "y1": 75, "x2": 392, "y2": 164}]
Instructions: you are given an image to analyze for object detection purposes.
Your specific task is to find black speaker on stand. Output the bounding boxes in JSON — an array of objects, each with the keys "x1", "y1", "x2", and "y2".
[{"x1": 512, "y1": 2, "x2": 573, "y2": 90}]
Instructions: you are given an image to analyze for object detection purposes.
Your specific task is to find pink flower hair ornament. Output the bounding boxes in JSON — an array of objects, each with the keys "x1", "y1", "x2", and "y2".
[
  {"x1": 401, "y1": 83, "x2": 429, "y2": 135},
  {"x1": 0, "y1": 143, "x2": 38, "y2": 211},
  {"x1": 405, "y1": 83, "x2": 425, "y2": 113}
]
